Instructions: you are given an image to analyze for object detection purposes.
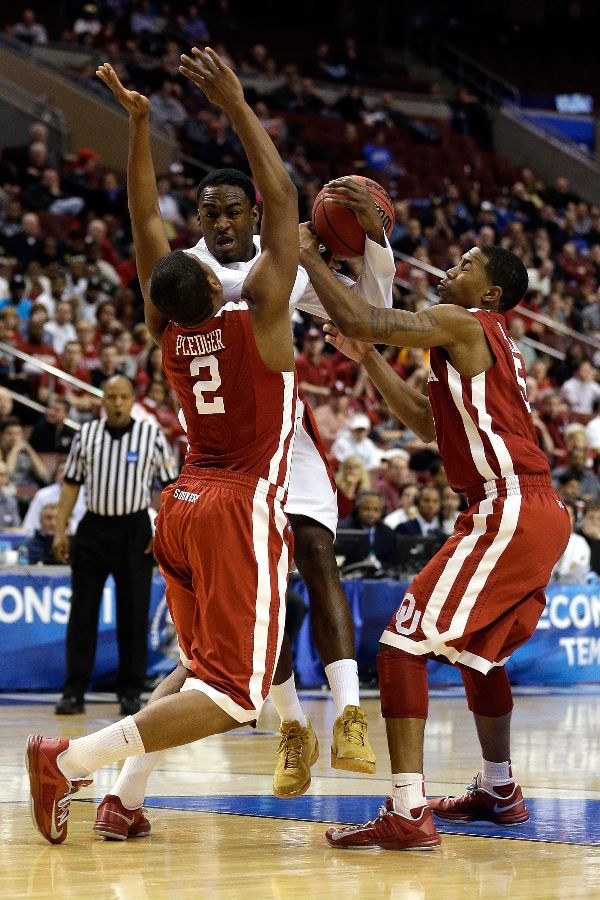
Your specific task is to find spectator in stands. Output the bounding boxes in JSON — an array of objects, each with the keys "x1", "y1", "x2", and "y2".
[
  {"x1": 73, "y1": 4, "x2": 102, "y2": 41},
  {"x1": 526, "y1": 259, "x2": 554, "y2": 297},
  {"x1": 383, "y1": 483, "x2": 419, "y2": 529},
  {"x1": 509, "y1": 317, "x2": 536, "y2": 371},
  {"x1": 22, "y1": 460, "x2": 86, "y2": 536},
  {"x1": 331, "y1": 412, "x2": 380, "y2": 470},
  {"x1": 150, "y1": 82, "x2": 188, "y2": 134},
  {"x1": 295, "y1": 327, "x2": 335, "y2": 405},
  {"x1": 397, "y1": 486, "x2": 443, "y2": 537},
  {"x1": 579, "y1": 502, "x2": 600, "y2": 576},
  {"x1": 91, "y1": 343, "x2": 119, "y2": 389},
  {"x1": 553, "y1": 502, "x2": 590, "y2": 583},
  {"x1": 335, "y1": 455, "x2": 370, "y2": 519},
  {"x1": 552, "y1": 446, "x2": 600, "y2": 501},
  {"x1": 313, "y1": 382, "x2": 351, "y2": 446},
  {"x1": 0, "y1": 274, "x2": 32, "y2": 322},
  {"x1": 339, "y1": 489, "x2": 396, "y2": 568},
  {"x1": 140, "y1": 381, "x2": 183, "y2": 443},
  {"x1": 38, "y1": 340, "x2": 92, "y2": 415},
  {"x1": 375, "y1": 452, "x2": 412, "y2": 513},
  {"x1": 585, "y1": 398, "x2": 600, "y2": 451},
  {"x1": 43, "y1": 299, "x2": 77, "y2": 354},
  {"x1": 12, "y1": 8, "x2": 48, "y2": 45},
  {"x1": 114, "y1": 330, "x2": 137, "y2": 380},
  {"x1": 0, "y1": 389, "x2": 16, "y2": 431},
  {"x1": 440, "y1": 485, "x2": 461, "y2": 536},
  {"x1": 157, "y1": 175, "x2": 183, "y2": 226},
  {"x1": 29, "y1": 396, "x2": 76, "y2": 454},
  {"x1": 560, "y1": 360, "x2": 600, "y2": 414},
  {"x1": 7, "y1": 213, "x2": 44, "y2": 267},
  {"x1": 0, "y1": 460, "x2": 21, "y2": 530},
  {"x1": 362, "y1": 130, "x2": 404, "y2": 177},
  {"x1": 75, "y1": 320, "x2": 99, "y2": 372},
  {"x1": 27, "y1": 503, "x2": 58, "y2": 564},
  {"x1": 1, "y1": 417, "x2": 49, "y2": 486},
  {"x1": 182, "y1": 4, "x2": 210, "y2": 41}
]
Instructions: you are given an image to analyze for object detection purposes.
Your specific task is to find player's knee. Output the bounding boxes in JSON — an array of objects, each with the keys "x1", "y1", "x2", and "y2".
[
  {"x1": 461, "y1": 666, "x2": 514, "y2": 717},
  {"x1": 293, "y1": 525, "x2": 338, "y2": 582},
  {"x1": 377, "y1": 647, "x2": 429, "y2": 720}
]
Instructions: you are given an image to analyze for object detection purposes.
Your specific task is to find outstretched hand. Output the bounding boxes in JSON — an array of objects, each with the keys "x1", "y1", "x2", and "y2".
[
  {"x1": 179, "y1": 47, "x2": 244, "y2": 110},
  {"x1": 96, "y1": 63, "x2": 150, "y2": 119},
  {"x1": 323, "y1": 322, "x2": 374, "y2": 364},
  {"x1": 324, "y1": 177, "x2": 384, "y2": 244}
]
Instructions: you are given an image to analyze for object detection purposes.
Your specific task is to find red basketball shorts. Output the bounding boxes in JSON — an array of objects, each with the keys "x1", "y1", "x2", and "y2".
[
  {"x1": 153, "y1": 467, "x2": 293, "y2": 723},
  {"x1": 381, "y1": 476, "x2": 570, "y2": 673}
]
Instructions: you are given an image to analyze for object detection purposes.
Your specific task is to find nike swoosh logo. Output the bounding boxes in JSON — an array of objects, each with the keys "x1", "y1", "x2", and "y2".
[
  {"x1": 49, "y1": 802, "x2": 63, "y2": 840},
  {"x1": 493, "y1": 799, "x2": 522, "y2": 814},
  {"x1": 111, "y1": 810, "x2": 135, "y2": 825}
]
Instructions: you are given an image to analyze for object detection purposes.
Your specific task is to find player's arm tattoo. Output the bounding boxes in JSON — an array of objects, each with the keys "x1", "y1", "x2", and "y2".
[{"x1": 367, "y1": 307, "x2": 439, "y2": 341}]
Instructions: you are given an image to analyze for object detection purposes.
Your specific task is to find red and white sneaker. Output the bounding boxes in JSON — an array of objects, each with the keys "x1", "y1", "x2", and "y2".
[
  {"x1": 26, "y1": 735, "x2": 91, "y2": 845},
  {"x1": 326, "y1": 798, "x2": 441, "y2": 850},
  {"x1": 93, "y1": 794, "x2": 151, "y2": 840},
  {"x1": 429, "y1": 773, "x2": 529, "y2": 825}
]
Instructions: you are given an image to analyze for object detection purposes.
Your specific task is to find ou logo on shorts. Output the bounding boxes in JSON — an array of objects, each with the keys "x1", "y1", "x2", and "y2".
[{"x1": 395, "y1": 592, "x2": 422, "y2": 636}]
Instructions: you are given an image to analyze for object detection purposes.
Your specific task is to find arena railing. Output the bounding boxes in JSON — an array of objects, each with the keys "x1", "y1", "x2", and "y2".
[
  {"x1": 0, "y1": 341, "x2": 101, "y2": 429},
  {"x1": 393, "y1": 251, "x2": 600, "y2": 360}
]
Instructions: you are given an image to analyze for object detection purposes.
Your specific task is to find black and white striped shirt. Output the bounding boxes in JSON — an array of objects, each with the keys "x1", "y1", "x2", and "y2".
[{"x1": 64, "y1": 418, "x2": 176, "y2": 516}]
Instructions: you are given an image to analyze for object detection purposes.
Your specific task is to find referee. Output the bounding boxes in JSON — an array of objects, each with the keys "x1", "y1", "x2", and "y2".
[{"x1": 53, "y1": 375, "x2": 176, "y2": 716}]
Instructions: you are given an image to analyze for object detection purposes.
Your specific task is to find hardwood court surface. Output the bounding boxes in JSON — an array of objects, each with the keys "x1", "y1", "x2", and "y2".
[{"x1": 2, "y1": 692, "x2": 599, "y2": 900}]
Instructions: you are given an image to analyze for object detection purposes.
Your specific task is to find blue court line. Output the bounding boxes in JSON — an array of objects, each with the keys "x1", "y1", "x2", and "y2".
[{"x1": 142, "y1": 795, "x2": 599, "y2": 845}]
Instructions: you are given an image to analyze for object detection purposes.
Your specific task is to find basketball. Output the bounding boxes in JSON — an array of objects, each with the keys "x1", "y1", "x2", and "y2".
[{"x1": 311, "y1": 175, "x2": 395, "y2": 258}]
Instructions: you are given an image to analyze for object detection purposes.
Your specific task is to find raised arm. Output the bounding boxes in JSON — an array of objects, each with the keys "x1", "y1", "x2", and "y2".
[
  {"x1": 96, "y1": 64, "x2": 170, "y2": 344},
  {"x1": 299, "y1": 224, "x2": 479, "y2": 352},
  {"x1": 323, "y1": 324, "x2": 436, "y2": 443},
  {"x1": 180, "y1": 48, "x2": 297, "y2": 366}
]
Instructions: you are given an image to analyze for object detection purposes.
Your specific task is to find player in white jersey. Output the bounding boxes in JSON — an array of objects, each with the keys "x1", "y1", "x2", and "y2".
[{"x1": 184, "y1": 169, "x2": 395, "y2": 796}]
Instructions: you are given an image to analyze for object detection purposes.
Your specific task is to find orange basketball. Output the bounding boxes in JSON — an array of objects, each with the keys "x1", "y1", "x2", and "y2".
[{"x1": 311, "y1": 175, "x2": 395, "y2": 259}]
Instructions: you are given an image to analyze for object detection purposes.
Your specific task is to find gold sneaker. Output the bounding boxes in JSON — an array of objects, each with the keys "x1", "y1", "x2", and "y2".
[
  {"x1": 331, "y1": 704, "x2": 376, "y2": 774},
  {"x1": 273, "y1": 719, "x2": 319, "y2": 798}
]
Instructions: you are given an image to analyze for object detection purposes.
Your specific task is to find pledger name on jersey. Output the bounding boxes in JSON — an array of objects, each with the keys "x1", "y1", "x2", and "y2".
[{"x1": 175, "y1": 329, "x2": 225, "y2": 356}]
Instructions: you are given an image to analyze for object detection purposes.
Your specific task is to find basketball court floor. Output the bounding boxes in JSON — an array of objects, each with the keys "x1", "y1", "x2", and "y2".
[{"x1": 2, "y1": 690, "x2": 599, "y2": 900}]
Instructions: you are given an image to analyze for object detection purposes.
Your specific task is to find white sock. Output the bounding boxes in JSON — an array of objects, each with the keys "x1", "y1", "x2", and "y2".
[
  {"x1": 324, "y1": 659, "x2": 360, "y2": 717},
  {"x1": 481, "y1": 758, "x2": 513, "y2": 791},
  {"x1": 270, "y1": 675, "x2": 307, "y2": 726},
  {"x1": 110, "y1": 750, "x2": 164, "y2": 809},
  {"x1": 392, "y1": 772, "x2": 426, "y2": 815},
  {"x1": 58, "y1": 716, "x2": 145, "y2": 780}
]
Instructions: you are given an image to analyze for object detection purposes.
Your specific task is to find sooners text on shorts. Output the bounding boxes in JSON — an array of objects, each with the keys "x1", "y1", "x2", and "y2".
[
  {"x1": 156, "y1": 302, "x2": 297, "y2": 721},
  {"x1": 382, "y1": 310, "x2": 569, "y2": 672}
]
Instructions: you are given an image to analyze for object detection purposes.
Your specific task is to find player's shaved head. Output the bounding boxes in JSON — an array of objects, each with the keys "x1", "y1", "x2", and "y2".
[
  {"x1": 150, "y1": 250, "x2": 222, "y2": 326},
  {"x1": 197, "y1": 168, "x2": 256, "y2": 207}
]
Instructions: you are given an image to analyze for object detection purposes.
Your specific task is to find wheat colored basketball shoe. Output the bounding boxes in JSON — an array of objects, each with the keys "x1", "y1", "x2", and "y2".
[
  {"x1": 93, "y1": 794, "x2": 151, "y2": 840},
  {"x1": 429, "y1": 773, "x2": 529, "y2": 824},
  {"x1": 326, "y1": 798, "x2": 441, "y2": 850},
  {"x1": 331, "y1": 705, "x2": 376, "y2": 774},
  {"x1": 273, "y1": 719, "x2": 319, "y2": 798}
]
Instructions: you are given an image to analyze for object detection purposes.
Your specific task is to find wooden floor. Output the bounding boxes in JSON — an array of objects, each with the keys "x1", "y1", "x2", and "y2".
[{"x1": 2, "y1": 691, "x2": 599, "y2": 900}]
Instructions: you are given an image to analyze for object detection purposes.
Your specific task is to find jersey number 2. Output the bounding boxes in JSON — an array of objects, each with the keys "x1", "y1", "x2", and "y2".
[{"x1": 190, "y1": 355, "x2": 225, "y2": 414}]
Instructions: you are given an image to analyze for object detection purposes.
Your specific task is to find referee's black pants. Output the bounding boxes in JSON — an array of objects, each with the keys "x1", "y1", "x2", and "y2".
[{"x1": 62, "y1": 510, "x2": 154, "y2": 701}]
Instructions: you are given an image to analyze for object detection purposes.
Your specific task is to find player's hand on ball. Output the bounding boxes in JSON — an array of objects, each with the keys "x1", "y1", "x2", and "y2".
[
  {"x1": 324, "y1": 177, "x2": 384, "y2": 244},
  {"x1": 298, "y1": 222, "x2": 321, "y2": 261},
  {"x1": 323, "y1": 323, "x2": 374, "y2": 364},
  {"x1": 96, "y1": 64, "x2": 150, "y2": 119},
  {"x1": 179, "y1": 47, "x2": 244, "y2": 110}
]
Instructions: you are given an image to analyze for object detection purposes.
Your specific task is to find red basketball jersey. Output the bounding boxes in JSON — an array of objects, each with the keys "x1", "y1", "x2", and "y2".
[
  {"x1": 161, "y1": 300, "x2": 297, "y2": 493},
  {"x1": 428, "y1": 309, "x2": 549, "y2": 493}
]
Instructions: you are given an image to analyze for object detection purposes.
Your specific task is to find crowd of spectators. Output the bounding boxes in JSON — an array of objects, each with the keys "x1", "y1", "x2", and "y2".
[{"x1": 1, "y1": 4, "x2": 600, "y2": 578}]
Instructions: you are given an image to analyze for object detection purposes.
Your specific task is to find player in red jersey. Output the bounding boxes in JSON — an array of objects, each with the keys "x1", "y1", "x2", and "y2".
[
  {"x1": 26, "y1": 49, "x2": 299, "y2": 845},
  {"x1": 297, "y1": 230, "x2": 570, "y2": 850}
]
